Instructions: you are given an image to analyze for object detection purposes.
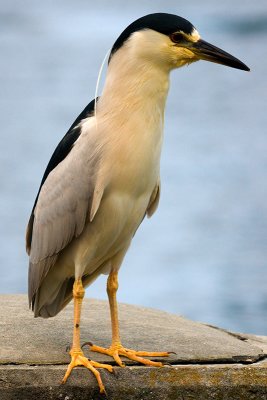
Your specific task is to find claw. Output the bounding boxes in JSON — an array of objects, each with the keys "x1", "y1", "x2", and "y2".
[
  {"x1": 82, "y1": 341, "x2": 93, "y2": 348},
  {"x1": 163, "y1": 362, "x2": 174, "y2": 367}
]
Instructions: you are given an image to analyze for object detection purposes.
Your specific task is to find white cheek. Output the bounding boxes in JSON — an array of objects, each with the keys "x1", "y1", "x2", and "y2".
[{"x1": 127, "y1": 30, "x2": 177, "y2": 69}]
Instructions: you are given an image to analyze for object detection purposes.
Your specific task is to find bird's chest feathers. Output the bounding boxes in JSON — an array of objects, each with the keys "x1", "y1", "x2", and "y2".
[
  {"x1": 108, "y1": 105, "x2": 164, "y2": 197},
  {"x1": 99, "y1": 60, "x2": 169, "y2": 195}
]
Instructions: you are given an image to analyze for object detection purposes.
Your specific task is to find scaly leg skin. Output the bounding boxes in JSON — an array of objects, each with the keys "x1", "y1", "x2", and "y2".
[
  {"x1": 87, "y1": 270, "x2": 170, "y2": 368},
  {"x1": 62, "y1": 278, "x2": 113, "y2": 394}
]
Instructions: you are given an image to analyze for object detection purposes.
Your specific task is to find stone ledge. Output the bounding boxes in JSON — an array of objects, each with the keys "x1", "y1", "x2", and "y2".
[
  {"x1": 1, "y1": 362, "x2": 267, "y2": 400},
  {"x1": 1, "y1": 295, "x2": 267, "y2": 400}
]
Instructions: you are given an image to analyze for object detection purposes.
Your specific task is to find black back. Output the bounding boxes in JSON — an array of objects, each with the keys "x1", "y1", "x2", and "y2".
[
  {"x1": 109, "y1": 13, "x2": 195, "y2": 61},
  {"x1": 27, "y1": 97, "x2": 97, "y2": 244},
  {"x1": 37, "y1": 99, "x2": 96, "y2": 191}
]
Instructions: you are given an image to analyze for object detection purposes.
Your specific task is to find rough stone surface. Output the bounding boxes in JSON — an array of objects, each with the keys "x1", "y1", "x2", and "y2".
[
  {"x1": 1, "y1": 295, "x2": 267, "y2": 399},
  {"x1": 1, "y1": 295, "x2": 265, "y2": 365},
  {"x1": 1, "y1": 362, "x2": 267, "y2": 400}
]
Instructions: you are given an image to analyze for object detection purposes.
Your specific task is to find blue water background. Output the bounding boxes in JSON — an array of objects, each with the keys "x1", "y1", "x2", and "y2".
[{"x1": 1, "y1": 0, "x2": 267, "y2": 334}]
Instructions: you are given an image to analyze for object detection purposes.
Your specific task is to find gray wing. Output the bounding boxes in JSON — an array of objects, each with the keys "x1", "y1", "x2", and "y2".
[
  {"x1": 26, "y1": 98, "x2": 97, "y2": 255},
  {"x1": 28, "y1": 131, "x2": 104, "y2": 305}
]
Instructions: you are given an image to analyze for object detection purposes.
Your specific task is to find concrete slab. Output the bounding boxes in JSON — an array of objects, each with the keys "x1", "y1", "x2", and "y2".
[
  {"x1": 1, "y1": 295, "x2": 267, "y2": 399},
  {"x1": 1, "y1": 361, "x2": 267, "y2": 400},
  {"x1": 0, "y1": 295, "x2": 265, "y2": 365}
]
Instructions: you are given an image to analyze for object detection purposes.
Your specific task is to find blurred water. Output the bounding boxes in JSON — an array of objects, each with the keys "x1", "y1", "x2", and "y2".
[{"x1": 1, "y1": 0, "x2": 267, "y2": 334}]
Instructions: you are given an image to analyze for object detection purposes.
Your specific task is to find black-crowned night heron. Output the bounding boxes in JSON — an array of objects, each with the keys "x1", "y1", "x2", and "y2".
[{"x1": 26, "y1": 13, "x2": 249, "y2": 393}]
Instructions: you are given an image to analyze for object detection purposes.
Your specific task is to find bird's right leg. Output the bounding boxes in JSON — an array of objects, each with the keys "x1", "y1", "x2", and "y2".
[
  {"x1": 62, "y1": 278, "x2": 113, "y2": 393},
  {"x1": 89, "y1": 269, "x2": 170, "y2": 367}
]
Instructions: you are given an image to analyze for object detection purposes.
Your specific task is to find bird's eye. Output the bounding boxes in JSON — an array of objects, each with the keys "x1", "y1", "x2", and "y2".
[{"x1": 170, "y1": 33, "x2": 184, "y2": 44}]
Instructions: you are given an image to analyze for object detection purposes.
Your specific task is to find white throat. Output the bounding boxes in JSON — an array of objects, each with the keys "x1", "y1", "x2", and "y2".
[{"x1": 98, "y1": 33, "x2": 171, "y2": 125}]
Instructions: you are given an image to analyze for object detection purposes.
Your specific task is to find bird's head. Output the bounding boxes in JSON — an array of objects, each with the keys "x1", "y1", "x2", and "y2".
[{"x1": 109, "y1": 13, "x2": 250, "y2": 72}]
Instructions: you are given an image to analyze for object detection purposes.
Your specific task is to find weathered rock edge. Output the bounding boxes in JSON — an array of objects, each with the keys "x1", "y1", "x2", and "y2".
[
  {"x1": 1, "y1": 295, "x2": 267, "y2": 399},
  {"x1": 1, "y1": 362, "x2": 267, "y2": 400}
]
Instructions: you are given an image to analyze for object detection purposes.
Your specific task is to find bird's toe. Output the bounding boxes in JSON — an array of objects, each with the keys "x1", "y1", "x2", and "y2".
[{"x1": 62, "y1": 349, "x2": 112, "y2": 393}]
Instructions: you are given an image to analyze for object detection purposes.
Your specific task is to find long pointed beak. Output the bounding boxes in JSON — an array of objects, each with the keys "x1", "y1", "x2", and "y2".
[{"x1": 192, "y1": 39, "x2": 250, "y2": 71}]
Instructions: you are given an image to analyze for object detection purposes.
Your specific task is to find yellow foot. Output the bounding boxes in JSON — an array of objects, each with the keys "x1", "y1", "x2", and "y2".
[
  {"x1": 62, "y1": 349, "x2": 113, "y2": 394},
  {"x1": 85, "y1": 342, "x2": 170, "y2": 368}
]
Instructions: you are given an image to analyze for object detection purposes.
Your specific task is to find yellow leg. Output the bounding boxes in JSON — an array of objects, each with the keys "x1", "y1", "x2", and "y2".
[
  {"x1": 107, "y1": 269, "x2": 121, "y2": 347},
  {"x1": 62, "y1": 279, "x2": 113, "y2": 393},
  {"x1": 89, "y1": 271, "x2": 170, "y2": 367}
]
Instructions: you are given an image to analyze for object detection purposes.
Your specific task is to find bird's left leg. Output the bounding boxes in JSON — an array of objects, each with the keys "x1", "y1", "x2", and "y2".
[
  {"x1": 88, "y1": 270, "x2": 170, "y2": 367},
  {"x1": 62, "y1": 278, "x2": 112, "y2": 393}
]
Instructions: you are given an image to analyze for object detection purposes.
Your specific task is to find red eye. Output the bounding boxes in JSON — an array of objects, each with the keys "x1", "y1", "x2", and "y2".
[{"x1": 170, "y1": 33, "x2": 184, "y2": 43}]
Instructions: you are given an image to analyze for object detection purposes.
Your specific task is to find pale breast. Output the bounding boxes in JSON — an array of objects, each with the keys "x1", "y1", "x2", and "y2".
[{"x1": 61, "y1": 187, "x2": 150, "y2": 278}]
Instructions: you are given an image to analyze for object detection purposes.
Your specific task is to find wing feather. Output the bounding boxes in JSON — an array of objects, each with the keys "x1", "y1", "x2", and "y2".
[
  {"x1": 26, "y1": 98, "x2": 97, "y2": 254},
  {"x1": 27, "y1": 99, "x2": 104, "y2": 307}
]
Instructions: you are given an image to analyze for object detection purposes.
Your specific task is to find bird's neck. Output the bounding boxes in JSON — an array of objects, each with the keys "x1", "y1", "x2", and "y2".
[{"x1": 98, "y1": 52, "x2": 170, "y2": 124}]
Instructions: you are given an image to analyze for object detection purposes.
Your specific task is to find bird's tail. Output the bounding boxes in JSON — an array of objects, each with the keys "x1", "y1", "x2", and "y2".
[
  {"x1": 33, "y1": 277, "x2": 74, "y2": 318},
  {"x1": 32, "y1": 266, "x2": 106, "y2": 318}
]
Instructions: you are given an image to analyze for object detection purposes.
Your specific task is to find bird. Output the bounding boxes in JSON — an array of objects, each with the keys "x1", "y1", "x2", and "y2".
[{"x1": 26, "y1": 12, "x2": 249, "y2": 393}]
